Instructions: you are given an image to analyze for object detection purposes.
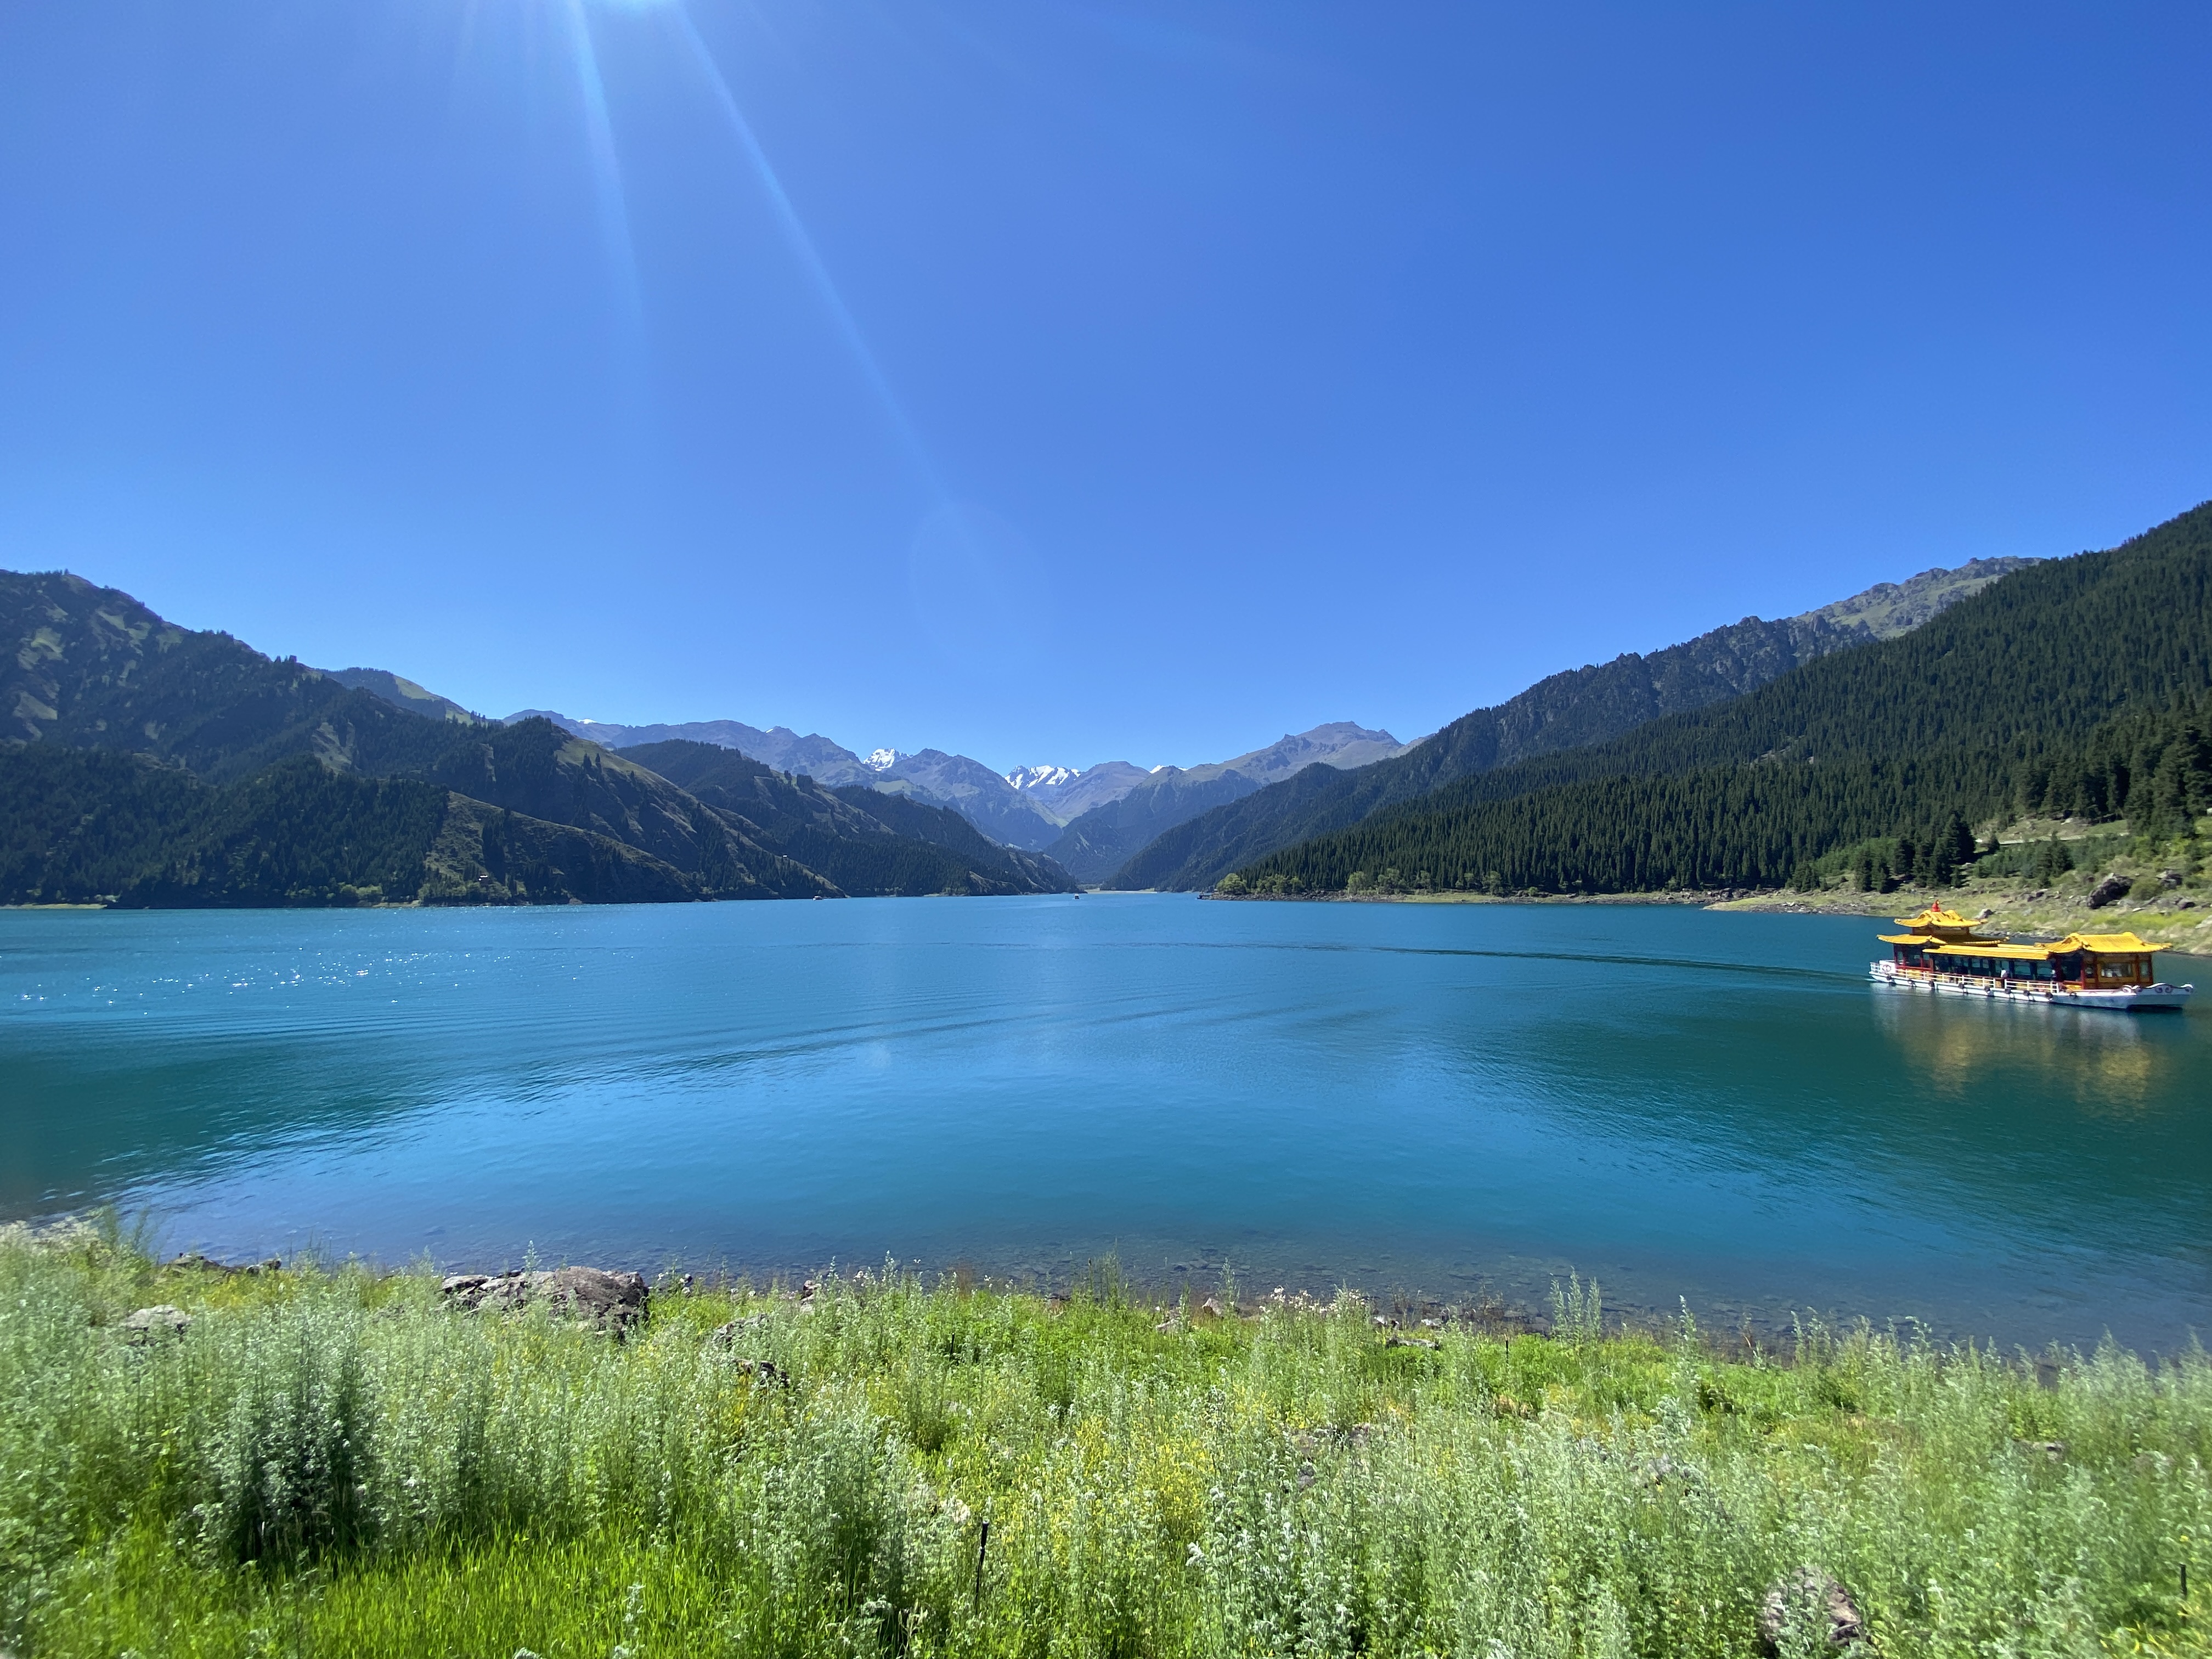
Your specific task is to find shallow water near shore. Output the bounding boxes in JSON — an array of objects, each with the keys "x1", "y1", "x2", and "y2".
[{"x1": 2, "y1": 894, "x2": 2205, "y2": 1350}]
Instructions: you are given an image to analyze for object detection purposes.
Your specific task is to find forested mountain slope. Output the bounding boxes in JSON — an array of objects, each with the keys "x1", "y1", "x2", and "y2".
[
  {"x1": 1232, "y1": 505, "x2": 2212, "y2": 894},
  {"x1": 0, "y1": 746, "x2": 704, "y2": 907},
  {"x1": 3, "y1": 571, "x2": 462, "y2": 782},
  {"x1": 0, "y1": 572, "x2": 1059, "y2": 905},
  {"x1": 1109, "y1": 558, "x2": 2035, "y2": 891},
  {"x1": 619, "y1": 740, "x2": 1076, "y2": 896},
  {"x1": 324, "y1": 667, "x2": 482, "y2": 725}
]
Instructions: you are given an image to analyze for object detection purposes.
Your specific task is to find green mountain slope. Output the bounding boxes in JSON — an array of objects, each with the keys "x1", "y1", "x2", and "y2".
[
  {"x1": 426, "y1": 721, "x2": 829, "y2": 899},
  {"x1": 0, "y1": 747, "x2": 700, "y2": 907},
  {"x1": 2, "y1": 572, "x2": 461, "y2": 782},
  {"x1": 324, "y1": 667, "x2": 483, "y2": 725},
  {"x1": 1233, "y1": 505, "x2": 2212, "y2": 894},
  {"x1": 1, "y1": 572, "x2": 1055, "y2": 906},
  {"x1": 618, "y1": 740, "x2": 1076, "y2": 895},
  {"x1": 1108, "y1": 558, "x2": 2037, "y2": 891}
]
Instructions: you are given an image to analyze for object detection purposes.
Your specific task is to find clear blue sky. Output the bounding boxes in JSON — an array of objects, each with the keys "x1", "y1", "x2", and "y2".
[{"x1": 2, "y1": 3, "x2": 2208, "y2": 771}]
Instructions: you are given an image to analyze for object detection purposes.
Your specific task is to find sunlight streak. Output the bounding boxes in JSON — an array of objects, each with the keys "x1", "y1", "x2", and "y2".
[
  {"x1": 562, "y1": 0, "x2": 646, "y2": 336},
  {"x1": 669, "y1": 3, "x2": 945, "y2": 496}
]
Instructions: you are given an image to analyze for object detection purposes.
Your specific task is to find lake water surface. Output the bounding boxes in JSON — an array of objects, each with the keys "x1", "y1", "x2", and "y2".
[{"x1": 3, "y1": 895, "x2": 2205, "y2": 1351}]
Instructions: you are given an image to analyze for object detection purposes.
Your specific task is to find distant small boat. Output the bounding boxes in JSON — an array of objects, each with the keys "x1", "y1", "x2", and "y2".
[{"x1": 1870, "y1": 905, "x2": 2193, "y2": 1012}]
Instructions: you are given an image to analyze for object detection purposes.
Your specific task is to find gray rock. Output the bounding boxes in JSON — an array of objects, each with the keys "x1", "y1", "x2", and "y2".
[
  {"x1": 1756, "y1": 1568, "x2": 1867, "y2": 1654},
  {"x1": 2087, "y1": 873, "x2": 2131, "y2": 909},
  {"x1": 440, "y1": 1267, "x2": 649, "y2": 1334},
  {"x1": 121, "y1": 1305, "x2": 190, "y2": 1343}
]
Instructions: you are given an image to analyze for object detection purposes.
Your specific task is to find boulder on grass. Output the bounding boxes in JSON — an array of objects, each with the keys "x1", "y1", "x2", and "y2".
[
  {"x1": 1756, "y1": 1568, "x2": 1867, "y2": 1654},
  {"x1": 120, "y1": 1305, "x2": 190, "y2": 1344},
  {"x1": 439, "y1": 1268, "x2": 649, "y2": 1335},
  {"x1": 2086, "y1": 873, "x2": 2131, "y2": 909}
]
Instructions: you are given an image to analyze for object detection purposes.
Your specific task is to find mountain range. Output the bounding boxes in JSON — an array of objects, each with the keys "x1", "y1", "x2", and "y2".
[
  {"x1": 1228, "y1": 515, "x2": 2210, "y2": 895},
  {"x1": 9, "y1": 542, "x2": 2134, "y2": 913},
  {"x1": 1104, "y1": 557, "x2": 2038, "y2": 890},
  {"x1": 494, "y1": 709, "x2": 1406, "y2": 853},
  {"x1": 0, "y1": 572, "x2": 1076, "y2": 906}
]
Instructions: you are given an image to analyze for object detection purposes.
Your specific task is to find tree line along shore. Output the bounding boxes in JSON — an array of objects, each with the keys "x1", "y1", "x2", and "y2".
[{"x1": 3, "y1": 1224, "x2": 2207, "y2": 1658}]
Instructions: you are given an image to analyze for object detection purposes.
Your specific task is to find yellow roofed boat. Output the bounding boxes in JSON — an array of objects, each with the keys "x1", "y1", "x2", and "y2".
[{"x1": 1870, "y1": 905, "x2": 2192, "y2": 1011}]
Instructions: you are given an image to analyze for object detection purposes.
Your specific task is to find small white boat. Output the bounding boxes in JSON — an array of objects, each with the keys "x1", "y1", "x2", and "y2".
[{"x1": 1869, "y1": 905, "x2": 2193, "y2": 1013}]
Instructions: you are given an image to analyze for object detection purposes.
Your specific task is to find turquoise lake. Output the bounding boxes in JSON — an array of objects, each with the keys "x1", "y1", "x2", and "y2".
[{"x1": 3, "y1": 895, "x2": 2206, "y2": 1351}]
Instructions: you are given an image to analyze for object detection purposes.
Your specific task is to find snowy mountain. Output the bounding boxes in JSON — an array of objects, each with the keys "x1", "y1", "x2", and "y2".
[
  {"x1": 496, "y1": 710, "x2": 1402, "y2": 860},
  {"x1": 1006, "y1": 764, "x2": 1078, "y2": 791}
]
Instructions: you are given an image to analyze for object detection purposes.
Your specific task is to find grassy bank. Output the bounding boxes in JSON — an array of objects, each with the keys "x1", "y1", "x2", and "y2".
[{"x1": 3, "y1": 1228, "x2": 2207, "y2": 1657}]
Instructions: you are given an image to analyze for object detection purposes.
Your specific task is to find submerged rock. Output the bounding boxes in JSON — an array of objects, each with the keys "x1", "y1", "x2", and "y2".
[{"x1": 1756, "y1": 1568, "x2": 1867, "y2": 1654}]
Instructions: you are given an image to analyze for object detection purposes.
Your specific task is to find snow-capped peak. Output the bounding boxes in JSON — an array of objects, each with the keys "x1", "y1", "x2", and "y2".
[
  {"x1": 1006, "y1": 764, "x2": 1079, "y2": 792},
  {"x1": 863, "y1": 748, "x2": 906, "y2": 772}
]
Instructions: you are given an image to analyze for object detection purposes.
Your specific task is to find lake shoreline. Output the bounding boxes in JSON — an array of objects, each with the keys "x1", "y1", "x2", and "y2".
[
  {"x1": 6, "y1": 1224, "x2": 2205, "y2": 1656},
  {"x1": 1201, "y1": 883, "x2": 2212, "y2": 956}
]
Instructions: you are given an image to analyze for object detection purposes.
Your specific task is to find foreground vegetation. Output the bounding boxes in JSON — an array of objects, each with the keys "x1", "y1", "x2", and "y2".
[{"x1": 3, "y1": 1229, "x2": 2208, "y2": 1657}]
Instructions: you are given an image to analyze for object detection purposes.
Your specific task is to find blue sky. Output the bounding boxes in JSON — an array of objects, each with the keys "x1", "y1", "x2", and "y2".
[{"x1": 2, "y1": 3, "x2": 2208, "y2": 771}]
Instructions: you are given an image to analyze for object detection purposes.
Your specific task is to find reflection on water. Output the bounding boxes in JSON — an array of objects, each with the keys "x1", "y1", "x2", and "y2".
[
  {"x1": 2, "y1": 899, "x2": 2206, "y2": 1352},
  {"x1": 1871, "y1": 992, "x2": 2184, "y2": 1116}
]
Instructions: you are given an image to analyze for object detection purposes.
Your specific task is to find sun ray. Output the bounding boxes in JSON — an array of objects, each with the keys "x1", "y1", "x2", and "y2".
[
  {"x1": 668, "y1": 3, "x2": 944, "y2": 498},
  {"x1": 562, "y1": 0, "x2": 646, "y2": 338}
]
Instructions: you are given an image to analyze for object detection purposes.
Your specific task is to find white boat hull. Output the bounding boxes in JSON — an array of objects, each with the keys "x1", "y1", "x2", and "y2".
[{"x1": 1870, "y1": 960, "x2": 2194, "y2": 1012}]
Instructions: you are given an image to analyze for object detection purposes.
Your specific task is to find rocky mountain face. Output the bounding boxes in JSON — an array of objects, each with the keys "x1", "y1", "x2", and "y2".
[{"x1": 1798, "y1": 556, "x2": 2039, "y2": 640}]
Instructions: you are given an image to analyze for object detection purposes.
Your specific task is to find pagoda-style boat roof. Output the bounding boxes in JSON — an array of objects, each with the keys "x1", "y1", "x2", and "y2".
[
  {"x1": 2053, "y1": 931, "x2": 2172, "y2": 954},
  {"x1": 1881, "y1": 905, "x2": 2001, "y2": 949},
  {"x1": 1878, "y1": 910, "x2": 2172, "y2": 959},
  {"x1": 1906, "y1": 930, "x2": 2174, "y2": 960},
  {"x1": 1890, "y1": 905, "x2": 1982, "y2": 932}
]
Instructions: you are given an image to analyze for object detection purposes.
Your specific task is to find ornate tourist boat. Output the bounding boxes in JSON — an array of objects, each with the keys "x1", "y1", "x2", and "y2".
[{"x1": 1870, "y1": 905, "x2": 2193, "y2": 1011}]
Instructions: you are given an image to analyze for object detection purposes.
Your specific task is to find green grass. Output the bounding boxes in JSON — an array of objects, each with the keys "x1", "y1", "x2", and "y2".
[{"x1": 3, "y1": 1226, "x2": 2208, "y2": 1657}]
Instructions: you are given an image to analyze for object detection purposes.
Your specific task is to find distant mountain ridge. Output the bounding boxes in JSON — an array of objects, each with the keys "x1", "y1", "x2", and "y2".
[
  {"x1": 504, "y1": 712, "x2": 873, "y2": 785},
  {"x1": 498, "y1": 706, "x2": 1404, "y2": 853},
  {"x1": 1104, "y1": 558, "x2": 2039, "y2": 891},
  {"x1": 1041, "y1": 722, "x2": 1409, "y2": 883}
]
